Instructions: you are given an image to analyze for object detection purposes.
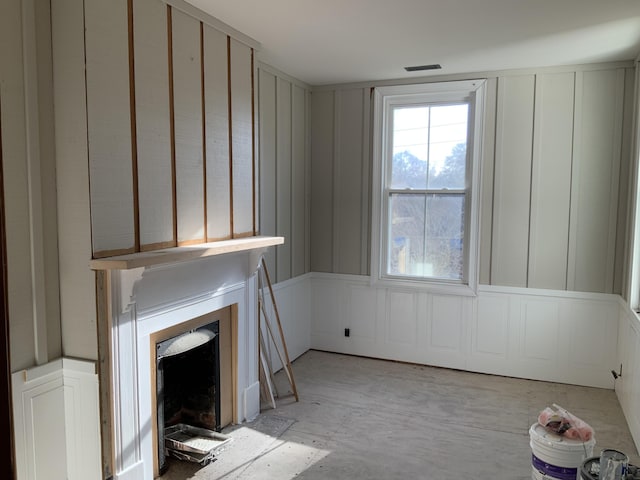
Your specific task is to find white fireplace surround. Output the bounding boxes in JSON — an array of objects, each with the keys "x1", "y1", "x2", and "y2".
[{"x1": 102, "y1": 243, "x2": 277, "y2": 480}]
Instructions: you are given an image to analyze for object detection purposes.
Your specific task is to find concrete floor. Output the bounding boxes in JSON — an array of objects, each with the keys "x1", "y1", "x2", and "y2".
[{"x1": 161, "y1": 350, "x2": 639, "y2": 479}]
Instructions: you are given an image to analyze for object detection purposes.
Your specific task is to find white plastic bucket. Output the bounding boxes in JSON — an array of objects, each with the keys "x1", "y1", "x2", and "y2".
[{"x1": 529, "y1": 423, "x2": 595, "y2": 480}]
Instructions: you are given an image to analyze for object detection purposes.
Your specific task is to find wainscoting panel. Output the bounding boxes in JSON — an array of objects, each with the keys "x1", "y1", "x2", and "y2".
[
  {"x1": 617, "y1": 303, "x2": 640, "y2": 449},
  {"x1": 309, "y1": 274, "x2": 619, "y2": 389},
  {"x1": 12, "y1": 358, "x2": 101, "y2": 480}
]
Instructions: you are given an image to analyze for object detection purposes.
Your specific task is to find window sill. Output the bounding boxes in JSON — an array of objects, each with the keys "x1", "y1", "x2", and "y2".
[{"x1": 371, "y1": 276, "x2": 478, "y2": 296}]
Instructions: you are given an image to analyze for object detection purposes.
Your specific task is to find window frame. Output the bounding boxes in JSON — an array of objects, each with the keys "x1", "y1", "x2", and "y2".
[{"x1": 371, "y1": 80, "x2": 486, "y2": 295}]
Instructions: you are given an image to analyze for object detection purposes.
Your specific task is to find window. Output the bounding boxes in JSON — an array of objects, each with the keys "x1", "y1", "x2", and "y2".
[{"x1": 372, "y1": 80, "x2": 485, "y2": 293}]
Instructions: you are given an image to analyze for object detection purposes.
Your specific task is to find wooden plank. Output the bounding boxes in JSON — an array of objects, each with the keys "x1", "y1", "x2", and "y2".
[
  {"x1": 258, "y1": 69, "x2": 277, "y2": 276},
  {"x1": 171, "y1": 10, "x2": 205, "y2": 244},
  {"x1": 89, "y1": 235, "x2": 284, "y2": 270},
  {"x1": 203, "y1": 25, "x2": 231, "y2": 241},
  {"x1": 133, "y1": 0, "x2": 174, "y2": 249},
  {"x1": 84, "y1": 0, "x2": 136, "y2": 255},
  {"x1": 568, "y1": 69, "x2": 624, "y2": 293},
  {"x1": 491, "y1": 75, "x2": 535, "y2": 287},
  {"x1": 528, "y1": 72, "x2": 574, "y2": 290},
  {"x1": 230, "y1": 39, "x2": 255, "y2": 236},
  {"x1": 276, "y1": 78, "x2": 292, "y2": 282},
  {"x1": 291, "y1": 84, "x2": 307, "y2": 278}
]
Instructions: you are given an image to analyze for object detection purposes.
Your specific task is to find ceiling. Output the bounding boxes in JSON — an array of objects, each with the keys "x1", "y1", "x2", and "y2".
[{"x1": 185, "y1": 0, "x2": 640, "y2": 86}]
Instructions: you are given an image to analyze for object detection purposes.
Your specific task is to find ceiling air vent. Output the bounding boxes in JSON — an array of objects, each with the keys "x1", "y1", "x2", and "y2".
[{"x1": 404, "y1": 64, "x2": 442, "y2": 72}]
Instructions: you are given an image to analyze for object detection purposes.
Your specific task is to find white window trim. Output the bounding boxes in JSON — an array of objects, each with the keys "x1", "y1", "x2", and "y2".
[{"x1": 370, "y1": 79, "x2": 486, "y2": 296}]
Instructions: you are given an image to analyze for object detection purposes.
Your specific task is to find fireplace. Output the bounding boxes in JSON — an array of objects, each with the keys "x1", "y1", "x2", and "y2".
[{"x1": 91, "y1": 237, "x2": 283, "y2": 480}]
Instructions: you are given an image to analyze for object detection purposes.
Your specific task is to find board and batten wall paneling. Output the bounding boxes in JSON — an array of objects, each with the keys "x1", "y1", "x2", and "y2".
[
  {"x1": 335, "y1": 89, "x2": 366, "y2": 275},
  {"x1": 85, "y1": 0, "x2": 136, "y2": 256},
  {"x1": 203, "y1": 25, "x2": 231, "y2": 241},
  {"x1": 276, "y1": 78, "x2": 293, "y2": 282},
  {"x1": 133, "y1": 0, "x2": 174, "y2": 250},
  {"x1": 258, "y1": 69, "x2": 277, "y2": 275},
  {"x1": 291, "y1": 84, "x2": 308, "y2": 278},
  {"x1": 310, "y1": 90, "x2": 335, "y2": 272},
  {"x1": 491, "y1": 75, "x2": 535, "y2": 287},
  {"x1": 230, "y1": 39, "x2": 255, "y2": 236},
  {"x1": 171, "y1": 10, "x2": 205, "y2": 245},
  {"x1": 568, "y1": 69, "x2": 625, "y2": 293},
  {"x1": 478, "y1": 78, "x2": 498, "y2": 285},
  {"x1": 51, "y1": 0, "x2": 98, "y2": 362},
  {"x1": 1, "y1": 0, "x2": 37, "y2": 370},
  {"x1": 528, "y1": 72, "x2": 575, "y2": 290}
]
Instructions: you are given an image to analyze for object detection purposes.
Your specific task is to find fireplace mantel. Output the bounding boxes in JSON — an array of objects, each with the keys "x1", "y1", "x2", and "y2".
[
  {"x1": 89, "y1": 236, "x2": 284, "y2": 270},
  {"x1": 95, "y1": 236, "x2": 283, "y2": 479}
]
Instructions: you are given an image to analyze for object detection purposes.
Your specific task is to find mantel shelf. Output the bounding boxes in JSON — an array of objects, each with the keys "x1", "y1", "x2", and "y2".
[{"x1": 89, "y1": 236, "x2": 284, "y2": 271}]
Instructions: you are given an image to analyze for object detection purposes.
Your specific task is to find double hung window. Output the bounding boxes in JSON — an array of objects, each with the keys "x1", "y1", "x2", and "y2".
[{"x1": 372, "y1": 80, "x2": 485, "y2": 292}]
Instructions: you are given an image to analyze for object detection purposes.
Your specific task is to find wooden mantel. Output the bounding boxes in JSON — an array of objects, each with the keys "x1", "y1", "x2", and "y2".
[{"x1": 89, "y1": 236, "x2": 284, "y2": 270}]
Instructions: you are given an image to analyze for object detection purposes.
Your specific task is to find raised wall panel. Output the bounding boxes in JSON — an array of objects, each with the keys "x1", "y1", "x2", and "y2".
[
  {"x1": 258, "y1": 69, "x2": 277, "y2": 274},
  {"x1": 172, "y1": 10, "x2": 205, "y2": 244},
  {"x1": 335, "y1": 89, "x2": 364, "y2": 275},
  {"x1": 521, "y1": 299, "x2": 559, "y2": 361},
  {"x1": 291, "y1": 84, "x2": 307, "y2": 278},
  {"x1": 276, "y1": 78, "x2": 292, "y2": 282},
  {"x1": 348, "y1": 285, "x2": 376, "y2": 341},
  {"x1": 491, "y1": 75, "x2": 535, "y2": 287},
  {"x1": 85, "y1": 0, "x2": 135, "y2": 255},
  {"x1": 386, "y1": 291, "x2": 417, "y2": 346},
  {"x1": 430, "y1": 295, "x2": 463, "y2": 351},
  {"x1": 474, "y1": 294, "x2": 508, "y2": 356},
  {"x1": 310, "y1": 90, "x2": 335, "y2": 272},
  {"x1": 230, "y1": 38, "x2": 254, "y2": 236},
  {"x1": 568, "y1": 69, "x2": 623, "y2": 293},
  {"x1": 133, "y1": 0, "x2": 174, "y2": 249},
  {"x1": 528, "y1": 73, "x2": 574, "y2": 289},
  {"x1": 203, "y1": 25, "x2": 231, "y2": 241}
]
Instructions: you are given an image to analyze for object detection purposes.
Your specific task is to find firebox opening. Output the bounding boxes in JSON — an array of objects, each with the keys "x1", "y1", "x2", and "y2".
[{"x1": 150, "y1": 306, "x2": 236, "y2": 476}]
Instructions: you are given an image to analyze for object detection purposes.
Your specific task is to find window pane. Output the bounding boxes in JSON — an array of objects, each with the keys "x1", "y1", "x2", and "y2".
[
  {"x1": 390, "y1": 104, "x2": 468, "y2": 191},
  {"x1": 391, "y1": 107, "x2": 428, "y2": 189},
  {"x1": 388, "y1": 193, "x2": 464, "y2": 280},
  {"x1": 427, "y1": 105, "x2": 468, "y2": 190},
  {"x1": 388, "y1": 194, "x2": 425, "y2": 275}
]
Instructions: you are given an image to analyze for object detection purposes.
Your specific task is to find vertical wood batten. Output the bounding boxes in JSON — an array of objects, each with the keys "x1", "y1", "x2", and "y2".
[
  {"x1": 203, "y1": 25, "x2": 231, "y2": 241},
  {"x1": 251, "y1": 48, "x2": 257, "y2": 235},
  {"x1": 200, "y1": 21, "x2": 207, "y2": 241},
  {"x1": 227, "y1": 36, "x2": 234, "y2": 236},
  {"x1": 127, "y1": 0, "x2": 140, "y2": 252},
  {"x1": 133, "y1": 0, "x2": 173, "y2": 251},
  {"x1": 171, "y1": 9, "x2": 205, "y2": 245},
  {"x1": 167, "y1": 5, "x2": 178, "y2": 246},
  {"x1": 85, "y1": 0, "x2": 136, "y2": 257}
]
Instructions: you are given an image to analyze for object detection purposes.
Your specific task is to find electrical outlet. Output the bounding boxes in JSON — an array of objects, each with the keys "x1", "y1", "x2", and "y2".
[{"x1": 344, "y1": 328, "x2": 350, "y2": 337}]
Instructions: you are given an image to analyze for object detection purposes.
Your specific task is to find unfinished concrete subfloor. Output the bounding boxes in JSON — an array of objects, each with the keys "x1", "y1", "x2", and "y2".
[{"x1": 161, "y1": 349, "x2": 639, "y2": 479}]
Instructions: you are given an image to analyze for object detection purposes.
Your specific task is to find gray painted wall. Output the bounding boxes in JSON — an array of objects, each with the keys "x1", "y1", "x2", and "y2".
[{"x1": 310, "y1": 65, "x2": 635, "y2": 294}]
